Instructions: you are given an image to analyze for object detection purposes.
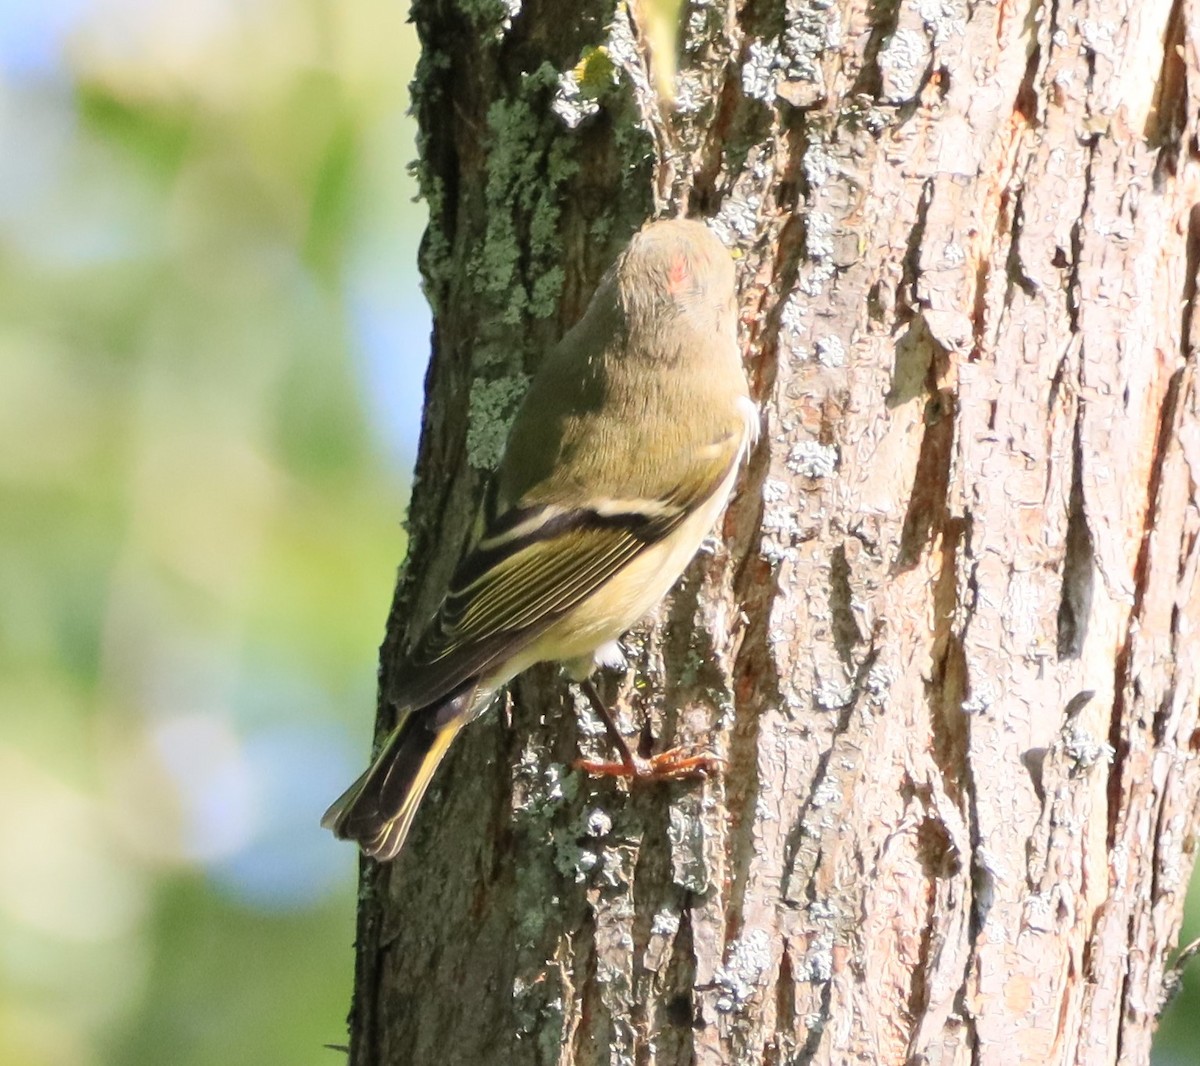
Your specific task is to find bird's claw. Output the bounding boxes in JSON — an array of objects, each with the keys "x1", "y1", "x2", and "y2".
[{"x1": 573, "y1": 747, "x2": 724, "y2": 782}]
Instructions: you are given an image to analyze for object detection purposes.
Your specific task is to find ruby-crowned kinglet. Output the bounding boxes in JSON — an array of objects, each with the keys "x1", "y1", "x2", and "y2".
[{"x1": 322, "y1": 218, "x2": 757, "y2": 861}]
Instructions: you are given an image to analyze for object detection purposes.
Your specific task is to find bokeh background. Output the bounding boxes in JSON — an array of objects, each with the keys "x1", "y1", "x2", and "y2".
[
  {"x1": 0, "y1": 1, "x2": 421, "y2": 1063},
  {"x1": 0, "y1": 2, "x2": 1196, "y2": 1064}
]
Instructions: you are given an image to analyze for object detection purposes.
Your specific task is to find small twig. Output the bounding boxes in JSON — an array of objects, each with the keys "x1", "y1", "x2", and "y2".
[{"x1": 1158, "y1": 936, "x2": 1200, "y2": 1016}]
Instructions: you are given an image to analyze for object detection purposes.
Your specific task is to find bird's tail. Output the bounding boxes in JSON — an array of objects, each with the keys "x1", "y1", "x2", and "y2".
[{"x1": 321, "y1": 689, "x2": 474, "y2": 861}]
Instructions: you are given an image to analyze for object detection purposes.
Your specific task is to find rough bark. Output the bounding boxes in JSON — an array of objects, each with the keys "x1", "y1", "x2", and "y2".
[{"x1": 346, "y1": 1, "x2": 1200, "y2": 1064}]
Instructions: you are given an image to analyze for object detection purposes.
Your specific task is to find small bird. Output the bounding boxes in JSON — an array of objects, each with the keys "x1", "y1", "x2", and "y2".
[{"x1": 322, "y1": 218, "x2": 756, "y2": 861}]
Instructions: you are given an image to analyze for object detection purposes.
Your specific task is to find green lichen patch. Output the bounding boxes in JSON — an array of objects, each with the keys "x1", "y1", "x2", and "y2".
[
  {"x1": 474, "y1": 65, "x2": 581, "y2": 326},
  {"x1": 466, "y1": 372, "x2": 530, "y2": 469}
]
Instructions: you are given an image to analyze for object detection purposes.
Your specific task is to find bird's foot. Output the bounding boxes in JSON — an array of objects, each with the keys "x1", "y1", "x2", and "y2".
[
  {"x1": 574, "y1": 747, "x2": 723, "y2": 781},
  {"x1": 572, "y1": 677, "x2": 722, "y2": 782}
]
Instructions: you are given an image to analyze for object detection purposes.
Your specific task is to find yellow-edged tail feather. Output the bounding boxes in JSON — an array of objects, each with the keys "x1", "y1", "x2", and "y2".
[{"x1": 321, "y1": 691, "x2": 473, "y2": 861}]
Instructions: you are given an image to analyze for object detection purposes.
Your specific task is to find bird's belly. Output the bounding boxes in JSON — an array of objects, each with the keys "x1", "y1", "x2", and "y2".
[{"x1": 502, "y1": 464, "x2": 738, "y2": 680}]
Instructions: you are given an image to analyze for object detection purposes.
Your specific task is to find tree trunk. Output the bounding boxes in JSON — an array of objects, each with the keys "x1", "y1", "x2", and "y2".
[{"x1": 345, "y1": 1, "x2": 1200, "y2": 1063}]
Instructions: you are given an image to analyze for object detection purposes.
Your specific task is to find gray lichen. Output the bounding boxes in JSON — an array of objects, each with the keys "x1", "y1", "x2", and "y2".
[
  {"x1": 741, "y1": 1, "x2": 836, "y2": 108},
  {"x1": 714, "y1": 927, "x2": 772, "y2": 1012},
  {"x1": 877, "y1": 27, "x2": 930, "y2": 102},
  {"x1": 552, "y1": 69, "x2": 601, "y2": 129},
  {"x1": 802, "y1": 138, "x2": 835, "y2": 188},
  {"x1": 787, "y1": 440, "x2": 839, "y2": 479},
  {"x1": 1064, "y1": 725, "x2": 1115, "y2": 773},
  {"x1": 814, "y1": 333, "x2": 846, "y2": 368},
  {"x1": 916, "y1": 0, "x2": 967, "y2": 46},
  {"x1": 803, "y1": 913, "x2": 835, "y2": 982},
  {"x1": 742, "y1": 39, "x2": 783, "y2": 101},
  {"x1": 761, "y1": 476, "x2": 803, "y2": 553},
  {"x1": 813, "y1": 678, "x2": 854, "y2": 710},
  {"x1": 553, "y1": 46, "x2": 617, "y2": 129}
]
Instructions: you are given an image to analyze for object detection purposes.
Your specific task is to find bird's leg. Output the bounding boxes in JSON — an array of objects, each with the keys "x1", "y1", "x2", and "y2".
[
  {"x1": 574, "y1": 678, "x2": 646, "y2": 775},
  {"x1": 572, "y1": 678, "x2": 722, "y2": 781}
]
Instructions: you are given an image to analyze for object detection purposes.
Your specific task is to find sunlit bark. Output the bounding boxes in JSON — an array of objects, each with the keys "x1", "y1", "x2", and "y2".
[{"x1": 347, "y1": 2, "x2": 1200, "y2": 1063}]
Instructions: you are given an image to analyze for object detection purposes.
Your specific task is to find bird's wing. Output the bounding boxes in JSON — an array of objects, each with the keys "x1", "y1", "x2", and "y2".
[{"x1": 393, "y1": 434, "x2": 742, "y2": 710}]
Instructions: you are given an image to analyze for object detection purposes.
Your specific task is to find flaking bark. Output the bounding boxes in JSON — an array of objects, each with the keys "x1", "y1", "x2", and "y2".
[{"x1": 346, "y1": 2, "x2": 1200, "y2": 1063}]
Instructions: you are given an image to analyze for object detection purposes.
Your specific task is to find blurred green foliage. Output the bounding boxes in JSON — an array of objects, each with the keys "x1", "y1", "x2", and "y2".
[{"x1": 0, "y1": 2, "x2": 424, "y2": 1064}]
